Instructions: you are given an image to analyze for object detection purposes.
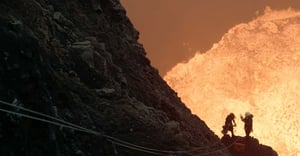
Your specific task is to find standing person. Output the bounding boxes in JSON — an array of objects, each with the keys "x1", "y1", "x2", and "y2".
[
  {"x1": 240, "y1": 112, "x2": 253, "y2": 137},
  {"x1": 222, "y1": 113, "x2": 236, "y2": 137}
]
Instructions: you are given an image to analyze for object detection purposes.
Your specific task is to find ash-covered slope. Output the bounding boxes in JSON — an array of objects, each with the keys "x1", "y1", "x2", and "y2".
[{"x1": 0, "y1": 0, "x2": 228, "y2": 155}]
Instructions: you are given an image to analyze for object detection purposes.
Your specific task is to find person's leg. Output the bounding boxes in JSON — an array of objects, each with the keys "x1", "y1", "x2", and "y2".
[
  {"x1": 245, "y1": 128, "x2": 250, "y2": 137},
  {"x1": 229, "y1": 126, "x2": 234, "y2": 137},
  {"x1": 230, "y1": 129, "x2": 234, "y2": 137},
  {"x1": 223, "y1": 125, "x2": 229, "y2": 135}
]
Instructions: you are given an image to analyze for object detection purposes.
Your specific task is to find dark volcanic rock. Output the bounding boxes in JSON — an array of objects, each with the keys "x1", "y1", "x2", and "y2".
[
  {"x1": 0, "y1": 1, "x2": 228, "y2": 155},
  {"x1": 0, "y1": 0, "x2": 275, "y2": 156},
  {"x1": 221, "y1": 135, "x2": 278, "y2": 156}
]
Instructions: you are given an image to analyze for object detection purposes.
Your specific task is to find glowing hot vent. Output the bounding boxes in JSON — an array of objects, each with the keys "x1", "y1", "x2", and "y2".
[{"x1": 164, "y1": 7, "x2": 300, "y2": 156}]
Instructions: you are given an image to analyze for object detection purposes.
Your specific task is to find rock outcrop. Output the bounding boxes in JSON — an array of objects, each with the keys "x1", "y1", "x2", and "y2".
[
  {"x1": 0, "y1": 1, "x2": 278, "y2": 156},
  {"x1": 0, "y1": 0, "x2": 230, "y2": 156},
  {"x1": 221, "y1": 135, "x2": 278, "y2": 156}
]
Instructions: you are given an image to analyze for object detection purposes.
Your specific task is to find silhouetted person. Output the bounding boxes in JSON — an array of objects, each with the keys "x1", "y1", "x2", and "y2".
[
  {"x1": 222, "y1": 113, "x2": 236, "y2": 137},
  {"x1": 240, "y1": 112, "x2": 253, "y2": 137}
]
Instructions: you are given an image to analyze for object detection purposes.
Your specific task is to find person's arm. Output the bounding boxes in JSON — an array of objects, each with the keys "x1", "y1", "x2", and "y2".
[
  {"x1": 233, "y1": 119, "x2": 236, "y2": 127},
  {"x1": 240, "y1": 115, "x2": 244, "y2": 121}
]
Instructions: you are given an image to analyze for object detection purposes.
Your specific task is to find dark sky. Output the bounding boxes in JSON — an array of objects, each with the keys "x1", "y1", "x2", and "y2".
[{"x1": 121, "y1": 0, "x2": 300, "y2": 75}]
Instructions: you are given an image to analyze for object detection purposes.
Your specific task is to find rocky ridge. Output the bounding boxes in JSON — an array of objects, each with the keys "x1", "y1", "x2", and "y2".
[
  {"x1": 221, "y1": 135, "x2": 278, "y2": 156},
  {"x1": 0, "y1": 0, "x2": 228, "y2": 156}
]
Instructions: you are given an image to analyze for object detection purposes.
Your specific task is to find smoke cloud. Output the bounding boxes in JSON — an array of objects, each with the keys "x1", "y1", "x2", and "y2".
[{"x1": 165, "y1": 8, "x2": 300, "y2": 156}]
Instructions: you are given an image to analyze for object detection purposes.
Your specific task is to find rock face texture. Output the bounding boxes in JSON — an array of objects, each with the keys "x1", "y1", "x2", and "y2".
[
  {"x1": 0, "y1": 0, "x2": 229, "y2": 156},
  {"x1": 221, "y1": 135, "x2": 278, "y2": 156}
]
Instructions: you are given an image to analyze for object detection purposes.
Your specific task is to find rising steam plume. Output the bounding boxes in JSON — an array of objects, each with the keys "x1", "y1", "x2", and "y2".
[{"x1": 164, "y1": 7, "x2": 300, "y2": 156}]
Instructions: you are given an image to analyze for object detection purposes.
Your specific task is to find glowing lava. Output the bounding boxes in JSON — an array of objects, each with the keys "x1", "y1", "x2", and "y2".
[{"x1": 164, "y1": 7, "x2": 300, "y2": 156}]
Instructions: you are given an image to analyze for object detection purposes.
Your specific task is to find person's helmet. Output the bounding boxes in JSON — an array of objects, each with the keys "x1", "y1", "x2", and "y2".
[
  {"x1": 245, "y1": 112, "x2": 252, "y2": 117},
  {"x1": 229, "y1": 113, "x2": 235, "y2": 118}
]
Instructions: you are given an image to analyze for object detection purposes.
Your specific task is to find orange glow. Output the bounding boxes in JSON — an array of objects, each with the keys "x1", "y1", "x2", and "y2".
[{"x1": 164, "y1": 7, "x2": 300, "y2": 156}]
